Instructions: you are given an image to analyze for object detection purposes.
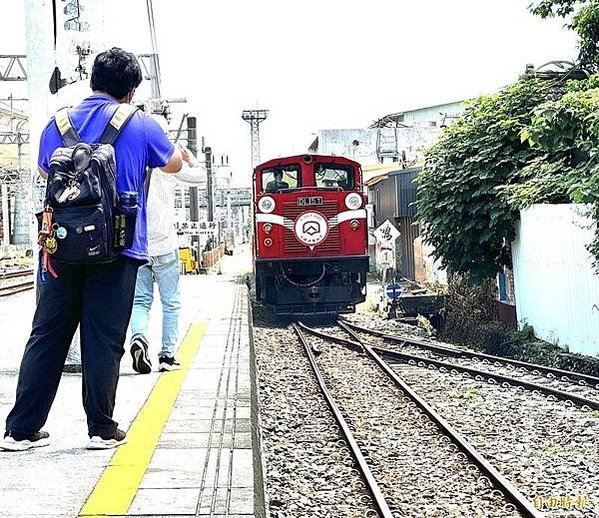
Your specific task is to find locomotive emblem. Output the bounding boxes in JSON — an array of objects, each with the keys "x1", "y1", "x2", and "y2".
[{"x1": 294, "y1": 211, "x2": 328, "y2": 248}]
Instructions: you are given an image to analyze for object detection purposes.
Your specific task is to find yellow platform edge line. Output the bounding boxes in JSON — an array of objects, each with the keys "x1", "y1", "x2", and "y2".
[{"x1": 78, "y1": 322, "x2": 207, "y2": 517}]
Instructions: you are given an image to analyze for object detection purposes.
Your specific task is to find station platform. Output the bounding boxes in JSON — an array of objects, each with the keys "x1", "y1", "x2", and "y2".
[{"x1": 0, "y1": 246, "x2": 264, "y2": 518}]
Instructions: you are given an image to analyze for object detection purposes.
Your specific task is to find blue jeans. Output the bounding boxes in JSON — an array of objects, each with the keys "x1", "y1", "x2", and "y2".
[{"x1": 130, "y1": 250, "x2": 181, "y2": 358}]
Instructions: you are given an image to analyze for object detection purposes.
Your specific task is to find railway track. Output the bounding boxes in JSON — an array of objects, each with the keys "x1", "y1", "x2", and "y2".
[
  {"x1": 294, "y1": 321, "x2": 542, "y2": 518},
  {"x1": 341, "y1": 320, "x2": 599, "y2": 410},
  {"x1": 0, "y1": 269, "x2": 35, "y2": 298}
]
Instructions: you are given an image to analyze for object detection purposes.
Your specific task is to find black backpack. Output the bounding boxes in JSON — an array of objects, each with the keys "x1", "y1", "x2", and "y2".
[{"x1": 38, "y1": 104, "x2": 139, "y2": 268}]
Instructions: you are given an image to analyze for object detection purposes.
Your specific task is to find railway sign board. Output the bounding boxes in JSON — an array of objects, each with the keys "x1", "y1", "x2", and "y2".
[
  {"x1": 386, "y1": 282, "x2": 402, "y2": 300},
  {"x1": 376, "y1": 243, "x2": 396, "y2": 268},
  {"x1": 176, "y1": 221, "x2": 217, "y2": 236},
  {"x1": 374, "y1": 220, "x2": 400, "y2": 244}
]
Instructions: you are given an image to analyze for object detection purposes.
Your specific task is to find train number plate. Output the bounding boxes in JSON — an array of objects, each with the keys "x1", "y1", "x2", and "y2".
[{"x1": 297, "y1": 196, "x2": 323, "y2": 207}]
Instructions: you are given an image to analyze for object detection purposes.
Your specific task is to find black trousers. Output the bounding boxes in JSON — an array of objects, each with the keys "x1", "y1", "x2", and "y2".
[{"x1": 5, "y1": 254, "x2": 140, "y2": 438}]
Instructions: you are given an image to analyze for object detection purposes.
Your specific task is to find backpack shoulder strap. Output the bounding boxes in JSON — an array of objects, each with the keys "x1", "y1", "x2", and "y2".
[
  {"x1": 99, "y1": 104, "x2": 138, "y2": 145},
  {"x1": 54, "y1": 108, "x2": 81, "y2": 147}
]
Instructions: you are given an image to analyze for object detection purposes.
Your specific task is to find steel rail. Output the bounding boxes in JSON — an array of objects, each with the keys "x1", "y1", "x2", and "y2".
[
  {"x1": 299, "y1": 321, "x2": 543, "y2": 518},
  {"x1": 0, "y1": 281, "x2": 34, "y2": 297},
  {"x1": 342, "y1": 320, "x2": 599, "y2": 388},
  {"x1": 0, "y1": 269, "x2": 34, "y2": 280},
  {"x1": 291, "y1": 323, "x2": 394, "y2": 518},
  {"x1": 375, "y1": 345, "x2": 599, "y2": 411}
]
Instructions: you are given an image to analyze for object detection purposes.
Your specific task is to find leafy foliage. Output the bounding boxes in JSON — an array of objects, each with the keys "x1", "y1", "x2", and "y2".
[
  {"x1": 419, "y1": 72, "x2": 599, "y2": 278},
  {"x1": 530, "y1": 0, "x2": 599, "y2": 69},
  {"x1": 417, "y1": 76, "x2": 555, "y2": 280},
  {"x1": 516, "y1": 86, "x2": 599, "y2": 267}
]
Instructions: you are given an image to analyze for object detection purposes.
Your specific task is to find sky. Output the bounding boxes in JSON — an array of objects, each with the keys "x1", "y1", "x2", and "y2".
[{"x1": 0, "y1": 0, "x2": 579, "y2": 186}]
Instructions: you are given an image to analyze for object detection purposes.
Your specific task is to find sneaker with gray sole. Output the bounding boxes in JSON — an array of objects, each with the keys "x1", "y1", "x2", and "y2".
[
  {"x1": 86, "y1": 428, "x2": 127, "y2": 450},
  {"x1": 130, "y1": 335, "x2": 152, "y2": 374},
  {"x1": 0, "y1": 430, "x2": 50, "y2": 451}
]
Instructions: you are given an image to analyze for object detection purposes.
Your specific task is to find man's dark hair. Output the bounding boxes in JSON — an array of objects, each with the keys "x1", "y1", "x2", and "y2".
[{"x1": 90, "y1": 47, "x2": 142, "y2": 100}]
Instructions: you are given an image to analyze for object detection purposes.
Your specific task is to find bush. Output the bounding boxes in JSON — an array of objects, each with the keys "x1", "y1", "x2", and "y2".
[{"x1": 441, "y1": 276, "x2": 599, "y2": 377}]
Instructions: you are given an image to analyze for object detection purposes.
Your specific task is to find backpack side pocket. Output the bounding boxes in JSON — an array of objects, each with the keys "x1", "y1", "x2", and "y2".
[{"x1": 114, "y1": 203, "x2": 138, "y2": 250}]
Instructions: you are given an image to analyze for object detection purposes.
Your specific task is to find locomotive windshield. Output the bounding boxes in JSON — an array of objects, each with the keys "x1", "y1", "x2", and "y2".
[
  {"x1": 262, "y1": 165, "x2": 300, "y2": 192},
  {"x1": 314, "y1": 163, "x2": 355, "y2": 190}
]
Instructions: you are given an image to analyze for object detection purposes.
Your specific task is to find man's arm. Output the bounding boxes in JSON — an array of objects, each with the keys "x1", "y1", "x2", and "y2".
[
  {"x1": 159, "y1": 147, "x2": 183, "y2": 174},
  {"x1": 146, "y1": 115, "x2": 182, "y2": 174},
  {"x1": 173, "y1": 144, "x2": 206, "y2": 185},
  {"x1": 38, "y1": 167, "x2": 48, "y2": 180}
]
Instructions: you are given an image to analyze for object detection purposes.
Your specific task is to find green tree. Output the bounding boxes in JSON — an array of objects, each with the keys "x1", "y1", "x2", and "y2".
[
  {"x1": 418, "y1": 76, "x2": 555, "y2": 280},
  {"x1": 419, "y1": 73, "x2": 599, "y2": 279},
  {"x1": 531, "y1": 0, "x2": 599, "y2": 69}
]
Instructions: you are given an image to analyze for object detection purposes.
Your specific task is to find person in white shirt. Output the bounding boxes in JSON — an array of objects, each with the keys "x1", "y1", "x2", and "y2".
[{"x1": 129, "y1": 114, "x2": 206, "y2": 373}]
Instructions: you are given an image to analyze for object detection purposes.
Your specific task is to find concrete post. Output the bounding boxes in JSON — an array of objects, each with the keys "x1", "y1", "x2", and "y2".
[{"x1": 1, "y1": 184, "x2": 9, "y2": 246}]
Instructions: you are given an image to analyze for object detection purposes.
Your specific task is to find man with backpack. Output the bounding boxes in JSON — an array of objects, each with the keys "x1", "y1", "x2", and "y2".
[{"x1": 0, "y1": 47, "x2": 182, "y2": 452}]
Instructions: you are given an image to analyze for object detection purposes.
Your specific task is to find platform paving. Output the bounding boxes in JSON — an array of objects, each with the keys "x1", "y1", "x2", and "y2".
[{"x1": 0, "y1": 246, "x2": 261, "y2": 518}]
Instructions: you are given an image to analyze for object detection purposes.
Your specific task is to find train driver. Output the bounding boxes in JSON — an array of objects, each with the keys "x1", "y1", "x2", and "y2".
[{"x1": 266, "y1": 170, "x2": 289, "y2": 191}]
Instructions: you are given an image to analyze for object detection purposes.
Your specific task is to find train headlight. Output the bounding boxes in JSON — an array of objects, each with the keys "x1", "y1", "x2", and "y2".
[
  {"x1": 350, "y1": 219, "x2": 360, "y2": 230},
  {"x1": 263, "y1": 223, "x2": 273, "y2": 233},
  {"x1": 264, "y1": 238, "x2": 273, "y2": 247},
  {"x1": 258, "y1": 196, "x2": 276, "y2": 214},
  {"x1": 345, "y1": 193, "x2": 362, "y2": 210}
]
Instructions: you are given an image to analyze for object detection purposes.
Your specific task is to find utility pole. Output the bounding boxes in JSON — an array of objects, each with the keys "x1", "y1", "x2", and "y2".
[
  {"x1": 145, "y1": 0, "x2": 162, "y2": 100},
  {"x1": 205, "y1": 146, "x2": 213, "y2": 222},
  {"x1": 242, "y1": 109, "x2": 268, "y2": 169},
  {"x1": 1, "y1": 184, "x2": 8, "y2": 246},
  {"x1": 187, "y1": 116, "x2": 198, "y2": 222},
  {"x1": 186, "y1": 116, "x2": 201, "y2": 265}
]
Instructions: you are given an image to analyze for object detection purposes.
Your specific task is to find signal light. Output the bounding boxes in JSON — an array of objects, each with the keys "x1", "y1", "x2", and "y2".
[
  {"x1": 263, "y1": 223, "x2": 273, "y2": 233},
  {"x1": 350, "y1": 219, "x2": 360, "y2": 230},
  {"x1": 264, "y1": 238, "x2": 273, "y2": 247}
]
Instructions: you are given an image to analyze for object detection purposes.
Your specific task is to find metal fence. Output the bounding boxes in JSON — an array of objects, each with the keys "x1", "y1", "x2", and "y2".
[{"x1": 512, "y1": 204, "x2": 599, "y2": 356}]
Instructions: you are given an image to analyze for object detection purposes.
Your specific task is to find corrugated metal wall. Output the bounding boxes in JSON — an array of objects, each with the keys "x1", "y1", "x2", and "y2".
[
  {"x1": 512, "y1": 204, "x2": 599, "y2": 356},
  {"x1": 371, "y1": 175, "x2": 397, "y2": 225},
  {"x1": 397, "y1": 218, "x2": 419, "y2": 280},
  {"x1": 394, "y1": 169, "x2": 418, "y2": 218},
  {"x1": 368, "y1": 168, "x2": 420, "y2": 280}
]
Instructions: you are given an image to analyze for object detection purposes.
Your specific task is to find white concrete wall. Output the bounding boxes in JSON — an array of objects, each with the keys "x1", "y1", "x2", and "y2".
[
  {"x1": 316, "y1": 126, "x2": 440, "y2": 167},
  {"x1": 512, "y1": 204, "x2": 599, "y2": 356}
]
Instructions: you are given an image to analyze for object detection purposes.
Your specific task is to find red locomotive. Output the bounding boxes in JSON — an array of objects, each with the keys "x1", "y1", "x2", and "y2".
[{"x1": 253, "y1": 154, "x2": 369, "y2": 315}]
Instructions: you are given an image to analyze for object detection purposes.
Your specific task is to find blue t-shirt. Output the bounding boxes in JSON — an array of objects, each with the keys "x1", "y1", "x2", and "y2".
[{"x1": 38, "y1": 94, "x2": 175, "y2": 261}]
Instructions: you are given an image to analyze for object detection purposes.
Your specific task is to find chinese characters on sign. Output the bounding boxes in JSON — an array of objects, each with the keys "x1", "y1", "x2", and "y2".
[
  {"x1": 374, "y1": 219, "x2": 400, "y2": 244},
  {"x1": 175, "y1": 221, "x2": 217, "y2": 236},
  {"x1": 374, "y1": 220, "x2": 400, "y2": 268}
]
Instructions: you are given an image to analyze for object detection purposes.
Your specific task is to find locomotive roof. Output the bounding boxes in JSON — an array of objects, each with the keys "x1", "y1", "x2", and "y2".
[{"x1": 256, "y1": 154, "x2": 361, "y2": 170}]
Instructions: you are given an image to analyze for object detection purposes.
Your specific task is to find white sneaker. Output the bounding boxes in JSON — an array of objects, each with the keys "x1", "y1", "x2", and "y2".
[
  {"x1": 0, "y1": 431, "x2": 50, "y2": 451},
  {"x1": 86, "y1": 428, "x2": 128, "y2": 450}
]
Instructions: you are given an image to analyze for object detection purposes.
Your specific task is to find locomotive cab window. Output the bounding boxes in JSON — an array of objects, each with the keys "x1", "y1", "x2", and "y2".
[
  {"x1": 314, "y1": 163, "x2": 355, "y2": 190},
  {"x1": 262, "y1": 165, "x2": 300, "y2": 192}
]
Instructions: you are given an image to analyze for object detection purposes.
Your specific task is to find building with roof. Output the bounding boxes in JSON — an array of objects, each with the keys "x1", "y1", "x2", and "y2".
[
  {"x1": 309, "y1": 100, "x2": 467, "y2": 174},
  {"x1": 308, "y1": 100, "x2": 467, "y2": 280}
]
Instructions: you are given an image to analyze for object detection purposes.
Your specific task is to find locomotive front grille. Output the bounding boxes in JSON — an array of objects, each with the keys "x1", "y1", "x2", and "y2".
[{"x1": 282, "y1": 201, "x2": 341, "y2": 253}]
